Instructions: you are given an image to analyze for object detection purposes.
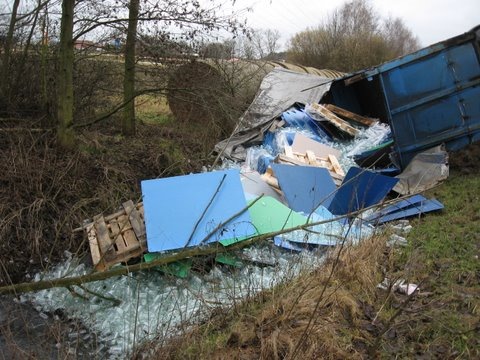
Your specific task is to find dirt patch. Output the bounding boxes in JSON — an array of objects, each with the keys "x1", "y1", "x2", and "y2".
[{"x1": 449, "y1": 142, "x2": 480, "y2": 174}]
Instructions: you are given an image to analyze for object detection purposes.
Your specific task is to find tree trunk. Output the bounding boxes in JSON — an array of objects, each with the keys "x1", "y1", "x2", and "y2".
[
  {"x1": 57, "y1": 0, "x2": 75, "y2": 148},
  {"x1": 122, "y1": 0, "x2": 140, "y2": 136},
  {"x1": 1, "y1": 0, "x2": 21, "y2": 110}
]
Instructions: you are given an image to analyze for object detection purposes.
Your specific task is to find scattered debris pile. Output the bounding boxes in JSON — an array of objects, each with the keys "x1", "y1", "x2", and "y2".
[
  {"x1": 20, "y1": 25, "x2": 479, "y2": 357},
  {"x1": 82, "y1": 24, "x2": 480, "y2": 272}
]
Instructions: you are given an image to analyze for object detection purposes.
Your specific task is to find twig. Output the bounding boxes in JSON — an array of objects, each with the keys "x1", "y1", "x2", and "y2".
[
  {"x1": 198, "y1": 194, "x2": 264, "y2": 245},
  {"x1": 184, "y1": 174, "x2": 226, "y2": 248},
  {"x1": 76, "y1": 284, "x2": 122, "y2": 306}
]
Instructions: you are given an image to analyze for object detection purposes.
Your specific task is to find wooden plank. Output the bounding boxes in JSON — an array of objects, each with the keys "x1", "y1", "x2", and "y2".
[
  {"x1": 87, "y1": 225, "x2": 102, "y2": 267},
  {"x1": 122, "y1": 229, "x2": 141, "y2": 253},
  {"x1": 117, "y1": 214, "x2": 130, "y2": 231},
  {"x1": 276, "y1": 154, "x2": 306, "y2": 167},
  {"x1": 105, "y1": 247, "x2": 144, "y2": 268},
  {"x1": 93, "y1": 215, "x2": 116, "y2": 262},
  {"x1": 109, "y1": 219, "x2": 128, "y2": 253},
  {"x1": 328, "y1": 154, "x2": 345, "y2": 176},
  {"x1": 293, "y1": 151, "x2": 327, "y2": 162},
  {"x1": 324, "y1": 103, "x2": 376, "y2": 127},
  {"x1": 261, "y1": 171, "x2": 280, "y2": 190},
  {"x1": 306, "y1": 150, "x2": 318, "y2": 165},
  {"x1": 309, "y1": 103, "x2": 360, "y2": 137},
  {"x1": 122, "y1": 200, "x2": 146, "y2": 241},
  {"x1": 284, "y1": 145, "x2": 294, "y2": 158},
  {"x1": 291, "y1": 133, "x2": 341, "y2": 159}
]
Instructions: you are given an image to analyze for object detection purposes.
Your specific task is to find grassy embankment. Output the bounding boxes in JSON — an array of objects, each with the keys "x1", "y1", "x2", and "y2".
[{"x1": 140, "y1": 149, "x2": 479, "y2": 359}]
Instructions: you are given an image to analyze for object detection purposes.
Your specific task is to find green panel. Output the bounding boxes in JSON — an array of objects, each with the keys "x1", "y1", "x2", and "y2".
[
  {"x1": 220, "y1": 196, "x2": 308, "y2": 246},
  {"x1": 143, "y1": 253, "x2": 192, "y2": 278}
]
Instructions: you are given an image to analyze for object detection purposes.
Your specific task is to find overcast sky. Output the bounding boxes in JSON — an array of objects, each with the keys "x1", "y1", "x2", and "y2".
[{"x1": 230, "y1": 0, "x2": 479, "y2": 49}]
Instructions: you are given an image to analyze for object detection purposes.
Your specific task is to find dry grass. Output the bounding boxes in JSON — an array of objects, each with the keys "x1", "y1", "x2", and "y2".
[{"x1": 139, "y1": 234, "x2": 389, "y2": 360}]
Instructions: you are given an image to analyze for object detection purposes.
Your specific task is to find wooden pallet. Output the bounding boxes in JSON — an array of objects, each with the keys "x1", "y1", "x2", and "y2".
[
  {"x1": 308, "y1": 103, "x2": 360, "y2": 137},
  {"x1": 86, "y1": 200, "x2": 147, "y2": 271},
  {"x1": 324, "y1": 104, "x2": 376, "y2": 127},
  {"x1": 276, "y1": 146, "x2": 345, "y2": 185}
]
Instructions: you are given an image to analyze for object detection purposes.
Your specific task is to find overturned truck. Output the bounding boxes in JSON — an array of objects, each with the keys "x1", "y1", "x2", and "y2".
[{"x1": 217, "y1": 25, "x2": 480, "y2": 170}]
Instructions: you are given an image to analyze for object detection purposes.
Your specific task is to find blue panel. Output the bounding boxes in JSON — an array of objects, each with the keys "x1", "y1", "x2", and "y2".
[
  {"x1": 273, "y1": 237, "x2": 317, "y2": 252},
  {"x1": 380, "y1": 40, "x2": 480, "y2": 168},
  {"x1": 271, "y1": 164, "x2": 337, "y2": 213},
  {"x1": 390, "y1": 85, "x2": 480, "y2": 166},
  {"x1": 368, "y1": 199, "x2": 444, "y2": 224},
  {"x1": 328, "y1": 167, "x2": 399, "y2": 215},
  {"x1": 141, "y1": 169, "x2": 256, "y2": 252},
  {"x1": 365, "y1": 194, "x2": 426, "y2": 222},
  {"x1": 281, "y1": 107, "x2": 333, "y2": 142},
  {"x1": 383, "y1": 43, "x2": 480, "y2": 109}
]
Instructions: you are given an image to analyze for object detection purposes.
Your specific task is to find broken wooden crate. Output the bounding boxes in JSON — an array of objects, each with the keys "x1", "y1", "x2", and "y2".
[{"x1": 85, "y1": 200, "x2": 146, "y2": 271}]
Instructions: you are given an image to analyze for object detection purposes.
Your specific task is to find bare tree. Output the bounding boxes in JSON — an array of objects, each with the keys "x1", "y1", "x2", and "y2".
[
  {"x1": 123, "y1": 0, "x2": 139, "y2": 136},
  {"x1": 252, "y1": 28, "x2": 281, "y2": 59},
  {"x1": 286, "y1": 0, "x2": 419, "y2": 72},
  {"x1": 0, "y1": 0, "x2": 21, "y2": 109},
  {"x1": 57, "y1": 0, "x2": 75, "y2": 148}
]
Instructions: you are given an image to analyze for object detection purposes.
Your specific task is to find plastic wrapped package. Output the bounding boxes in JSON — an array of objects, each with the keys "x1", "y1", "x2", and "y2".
[{"x1": 245, "y1": 146, "x2": 274, "y2": 174}]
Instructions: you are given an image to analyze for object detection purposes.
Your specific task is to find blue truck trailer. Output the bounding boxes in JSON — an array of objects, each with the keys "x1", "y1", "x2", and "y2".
[{"x1": 327, "y1": 25, "x2": 480, "y2": 169}]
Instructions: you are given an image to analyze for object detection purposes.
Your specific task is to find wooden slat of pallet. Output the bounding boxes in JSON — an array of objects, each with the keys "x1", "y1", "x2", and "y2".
[
  {"x1": 77, "y1": 201, "x2": 145, "y2": 232},
  {"x1": 93, "y1": 215, "x2": 116, "y2": 262},
  {"x1": 309, "y1": 103, "x2": 360, "y2": 137},
  {"x1": 284, "y1": 145, "x2": 294, "y2": 158},
  {"x1": 122, "y1": 229, "x2": 141, "y2": 252},
  {"x1": 87, "y1": 224, "x2": 102, "y2": 267},
  {"x1": 109, "y1": 219, "x2": 128, "y2": 254},
  {"x1": 324, "y1": 103, "x2": 376, "y2": 127},
  {"x1": 306, "y1": 150, "x2": 318, "y2": 165},
  {"x1": 122, "y1": 200, "x2": 146, "y2": 246},
  {"x1": 277, "y1": 154, "x2": 307, "y2": 167},
  {"x1": 261, "y1": 173, "x2": 280, "y2": 190},
  {"x1": 275, "y1": 154, "x2": 344, "y2": 186},
  {"x1": 328, "y1": 154, "x2": 345, "y2": 176},
  {"x1": 117, "y1": 214, "x2": 130, "y2": 230}
]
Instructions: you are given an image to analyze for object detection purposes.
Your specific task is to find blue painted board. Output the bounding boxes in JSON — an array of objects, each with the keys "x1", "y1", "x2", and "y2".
[
  {"x1": 272, "y1": 164, "x2": 337, "y2": 214},
  {"x1": 141, "y1": 169, "x2": 256, "y2": 252},
  {"x1": 281, "y1": 107, "x2": 333, "y2": 142},
  {"x1": 368, "y1": 198, "x2": 444, "y2": 224},
  {"x1": 328, "y1": 167, "x2": 399, "y2": 215},
  {"x1": 365, "y1": 194, "x2": 426, "y2": 222},
  {"x1": 274, "y1": 237, "x2": 318, "y2": 251}
]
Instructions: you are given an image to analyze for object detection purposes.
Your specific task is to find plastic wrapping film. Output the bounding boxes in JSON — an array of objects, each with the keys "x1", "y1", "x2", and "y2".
[
  {"x1": 243, "y1": 120, "x2": 391, "y2": 175},
  {"x1": 275, "y1": 207, "x2": 375, "y2": 247}
]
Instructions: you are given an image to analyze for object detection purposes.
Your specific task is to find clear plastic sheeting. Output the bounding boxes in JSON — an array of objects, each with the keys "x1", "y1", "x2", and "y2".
[
  {"x1": 345, "y1": 122, "x2": 391, "y2": 157},
  {"x1": 23, "y1": 247, "x2": 325, "y2": 357},
  {"x1": 393, "y1": 145, "x2": 449, "y2": 195},
  {"x1": 275, "y1": 208, "x2": 375, "y2": 247},
  {"x1": 243, "y1": 119, "x2": 391, "y2": 175},
  {"x1": 245, "y1": 146, "x2": 274, "y2": 174}
]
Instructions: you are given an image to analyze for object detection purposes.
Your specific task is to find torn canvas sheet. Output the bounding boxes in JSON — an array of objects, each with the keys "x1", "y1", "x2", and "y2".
[
  {"x1": 393, "y1": 145, "x2": 449, "y2": 195},
  {"x1": 214, "y1": 68, "x2": 332, "y2": 161}
]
